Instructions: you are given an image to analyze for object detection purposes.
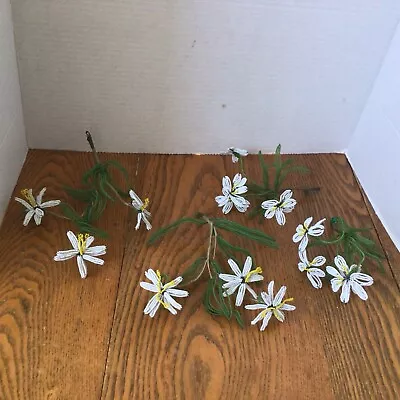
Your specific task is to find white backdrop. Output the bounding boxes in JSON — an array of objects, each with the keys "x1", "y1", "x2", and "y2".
[
  {"x1": 347, "y1": 22, "x2": 400, "y2": 250},
  {"x1": 0, "y1": 0, "x2": 27, "y2": 219},
  {"x1": 11, "y1": 0, "x2": 400, "y2": 153}
]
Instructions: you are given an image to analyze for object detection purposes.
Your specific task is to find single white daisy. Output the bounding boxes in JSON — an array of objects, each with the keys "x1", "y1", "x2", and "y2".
[
  {"x1": 129, "y1": 189, "x2": 152, "y2": 230},
  {"x1": 54, "y1": 231, "x2": 106, "y2": 279},
  {"x1": 245, "y1": 281, "x2": 295, "y2": 331},
  {"x1": 15, "y1": 187, "x2": 61, "y2": 226},
  {"x1": 298, "y1": 250, "x2": 326, "y2": 289},
  {"x1": 215, "y1": 173, "x2": 250, "y2": 214},
  {"x1": 140, "y1": 269, "x2": 189, "y2": 317},
  {"x1": 227, "y1": 147, "x2": 248, "y2": 163},
  {"x1": 261, "y1": 189, "x2": 297, "y2": 226},
  {"x1": 292, "y1": 216, "x2": 326, "y2": 252},
  {"x1": 326, "y1": 255, "x2": 373, "y2": 303},
  {"x1": 219, "y1": 256, "x2": 263, "y2": 307}
]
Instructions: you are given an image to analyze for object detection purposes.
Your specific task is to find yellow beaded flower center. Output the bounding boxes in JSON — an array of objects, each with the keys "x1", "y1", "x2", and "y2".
[
  {"x1": 244, "y1": 266, "x2": 263, "y2": 283},
  {"x1": 21, "y1": 189, "x2": 37, "y2": 207},
  {"x1": 77, "y1": 233, "x2": 90, "y2": 255}
]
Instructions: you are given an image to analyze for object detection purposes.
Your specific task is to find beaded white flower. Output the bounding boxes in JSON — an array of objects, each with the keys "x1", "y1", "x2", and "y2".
[
  {"x1": 261, "y1": 189, "x2": 297, "y2": 226},
  {"x1": 292, "y1": 216, "x2": 326, "y2": 252},
  {"x1": 326, "y1": 255, "x2": 373, "y2": 303},
  {"x1": 215, "y1": 173, "x2": 250, "y2": 214},
  {"x1": 15, "y1": 188, "x2": 60, "y2": 226},
  {"x1": 227, "y1": 147, "x2": 248, "y2": 163},
  {"x1": 140, "y1": 269, "x2": 189, "y2": 317},
  {"x1": 219, "y1": 256, "x2": 263, "y2": 306},
  {"x1": 129, "y1": 189, "x2": 152, "y2": 230},
  {"x1": 54, "y1": 231, "x2": 106, "y2": 279},
  {"x1": 245, "y1": 281, "x2": 295, "y2": 331},
  {"x1": 298, "y1": 250, "x2": 326, "y2": 289}
]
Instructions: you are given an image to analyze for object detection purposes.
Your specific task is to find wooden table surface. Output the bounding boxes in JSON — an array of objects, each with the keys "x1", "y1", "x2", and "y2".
[{"x1": 0, "y1": 150, "x2": 399, "y2": 400}]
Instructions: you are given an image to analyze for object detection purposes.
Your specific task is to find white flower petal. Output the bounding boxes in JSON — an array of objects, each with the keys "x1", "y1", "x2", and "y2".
[
  {"x1": 164, "y1": 292, "x2": 183, "y2": 311},
  {"x1": 54, "y1": 249, "x2": 79, "y2": 261},
  {"x1": 232, "y1": 173, "x2": 242, "y2": 187},
  {"x1": 311, "y1": 255, "x2": 326, "y2": 267},
  {"x1": 235, "y1": 284, "x2": 246, "y2": 306},
  {"x1": 275, "y1": 209, "x2": 286, "y2": 226},
  {"x1": 350, "y1": 281, "x2": 368, "y2": 301},
  {"x1": 227, "y1": 259, "x2": 242, "y2": 277},
  {"x1": 308, "y1": 218, "x2": 326, "y2": 236},
  {"x1": 242, "y1": 256, "x2": 253, "y2": 276},
  {"x1": 304, "y1": 217, "x2": 313, "y2": 228},
  {"x1": 15, "y1": 197, "x2": 33, "y2": 210},
  {"x1": 298, "y1": 250, "x2": 308, "y2": 264},
  {"x1": 298, "y1": 236, "x2": 309, "y2": 252},
  {"x1": 215, "y1": 195, "x2": 228, "y2": 206},
  {"x1": 135, "y1": 213, "x2": 142, "y2": 230},
  {"x1": 166, "y1": 288, "x2": 189, "y2": 297},
  {"x1": 351, "y1": 272, "x2": 373, "y2": 286},
  {"x1": 261, "y1": 199, "x2": 278, "y2": 209},
  {"x1": 233, "y1": 186, "x2": 248, "y2": 195},
  {"x1": 82, "y1": 254, "x2": 104, "y2": 265},
  {"x1": 280, "y1": 189, "x2": 292, "y2": 202},
  {"x1": 223, "y1": 283, "x2": 241, "y2": 297},
  {"x1": 67, "y1": 231, "x2": 79, "y2": 250},
  {"x1": 292, "y1": 229, "x2": 304, "y2": 243},
  {"x1": 222, "y1": 200, "x2": 233, "y2": 215},
  {"x1": 230, "y1": 195, "x2": 250, "y2": 212},
  {"x1": 222, "y1": 176, "x2": 232, "y2": 192},
  {"x1": 23, "y1": 209, "x2": 35, "y2": 226},
  {"x1": 267, "y1": 281, "x2": 275, "y2": 300},
  {"x1": 149, "y1": 301, "x2": 161, "y2": 318},
  {"x1": 219, "y1": 273, "x2": 239, "y2": 283},
  {"x1": 264, "y1": 208, "x2": 276, "y2": 219},
  {"x1": 307, "y1": 270, "x2": 323, "y2": 289},
  {"x1": 326, "y1": 266, "x2": 341, "y2": 278},
  {"x1": 77, "y1": 256, "x2": 87, "y2": 279},
  {"x1": 340, "y1": 280, "x2": 351, "y2": 303},
  {"x1": 298, "y1": 262, "x2": 307, "y2": 272},
  {"x1": 250, "y1": 310, "x2": 266, "y2": 326},
  {"x1": 144, "y1": 294, "x2": 159, "y2": 316},
  {"x1": 330, "y1": 277, "x2": 343, "y2": 293},
  {"x1": 247, "y1": 274, "x2": 263, "y2": 283},
  {"x1": 34, "y1": 208, "x2": 44, "y2": 225},
  {"x1": 246, "y1": 285, "x2": 258, "y2": 299},
  {"x1": 334, "y1": 255, "x2": 349, "y2": 274},
  {"x1": 260, "y1": 311, "x2": 273, "y2": 331},
  {"x1": 280, "y1": 304, "x2": 296, "y2": 311},
  {"x1": 273, "y1": 285, "x2": 287, "y2": 306},
  {"x1": 85, "y1": 245, "x2": 107, "y2": 257},
  {"x1": 145, "y1": 269, "x2": 159, "y2": 286},
  {"x1": 85, "y1": 236, "x2": 95, "y2": 248},
  {"x1": 245, "y1": 303, "x2": 268, "y2": 311},
  {"x1": 40, "y1": 200, "x2": 61, "y2": 208},
  {"x1": 142, "y1": 213, "x2": 152, "y2": 230},
  {"x1": 273, "y1": 309, "x2": 285, "y2": 322},
  {"x1": 36, "y1": 187, "x2": 46, "y2": 205},
  {"x1": 140, "y1": 282, "x2": 159, "y2": 293}
]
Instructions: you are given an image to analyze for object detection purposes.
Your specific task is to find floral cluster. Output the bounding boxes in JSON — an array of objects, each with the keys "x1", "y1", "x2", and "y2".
[
  {"x1": 141, "y1": 257, "x2": 295, "y2": 331},
  {"x1": 14, "y1": 138, "x2": 381, "y2": 332},
  {"x1": 293, "y1": 216, "x2": 374, "y2": 303},
  {"x1": 139, "y1": 145, "x2": 381, "y2": 331},
  {"x1": 15, "y1": 187, "x2": 152, "y2": 278}
]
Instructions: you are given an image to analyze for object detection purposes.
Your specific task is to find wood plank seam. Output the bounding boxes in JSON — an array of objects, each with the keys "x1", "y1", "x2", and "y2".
[{"x1": 345, "y1": 156, "x2": 400, "y2": 293}]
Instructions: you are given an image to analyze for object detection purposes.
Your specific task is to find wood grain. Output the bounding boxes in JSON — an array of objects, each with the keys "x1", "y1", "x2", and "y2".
[
  {"x1": 0, "y1": 151, "x2": 399, "y2": 399},
  {"x1": 101, "y1": 153, "x2": 400, "y2": 399},
  {"x1": 0, "y1": 150, "x2": 133, "y2": 399}
]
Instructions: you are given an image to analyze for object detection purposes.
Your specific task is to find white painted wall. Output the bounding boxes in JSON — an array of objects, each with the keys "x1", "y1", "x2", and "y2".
[
  {"x1": 11, "y1": 1, "x2": 400, "y2": 153},
  {"x1": 347, "y1": 22, "x2": 400, "y2": 251},
  {"x1": 0, "y1": 0, "x2": 27, "y2": 220}
]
